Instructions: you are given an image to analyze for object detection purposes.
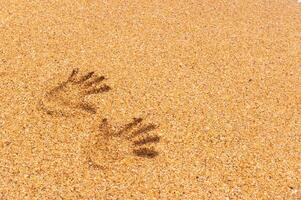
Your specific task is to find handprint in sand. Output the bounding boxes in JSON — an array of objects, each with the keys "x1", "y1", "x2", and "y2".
[
  {"x1": 38, "y1": 68, "x2": 111, "y2": 116},
  {"x1": 83, "y1": 117, "x2": 160, "y2": 169}
]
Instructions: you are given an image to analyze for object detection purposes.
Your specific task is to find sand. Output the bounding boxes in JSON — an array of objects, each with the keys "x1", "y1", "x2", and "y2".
[{"x1": 0, "y1": 0, "x2": 300, "y2": 199}]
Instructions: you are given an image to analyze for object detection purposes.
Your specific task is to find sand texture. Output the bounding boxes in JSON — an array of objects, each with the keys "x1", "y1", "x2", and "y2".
[{"x1": 0, "y1": 0, "x2": 300, "y2": 199}]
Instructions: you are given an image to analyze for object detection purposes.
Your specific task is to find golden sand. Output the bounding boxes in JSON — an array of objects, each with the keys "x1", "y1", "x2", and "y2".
[{"x1": 0, "y1": 0, "x2": 300, "y2": 199}]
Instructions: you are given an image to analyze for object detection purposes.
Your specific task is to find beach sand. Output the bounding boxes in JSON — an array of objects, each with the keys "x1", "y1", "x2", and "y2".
[{"x1": 0, "y1": 0, "x2": 300, "y2": 199}]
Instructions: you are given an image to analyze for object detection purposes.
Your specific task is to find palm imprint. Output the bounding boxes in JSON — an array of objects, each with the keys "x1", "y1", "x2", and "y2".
[
  {"x1": 83, "y1": 117, "x2": 160, "y2": 169},
  {"x1": 39, "y1": 68, "x2": 111, "y2": 116}
]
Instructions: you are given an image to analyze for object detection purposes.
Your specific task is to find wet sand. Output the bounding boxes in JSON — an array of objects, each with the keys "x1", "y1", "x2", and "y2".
[{"x1": 0, "y1": 0, "x2": 300, "y2": 199}]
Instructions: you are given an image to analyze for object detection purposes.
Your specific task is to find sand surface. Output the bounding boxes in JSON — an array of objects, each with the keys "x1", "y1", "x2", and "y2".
[{"x1": 0, "y1": 0, "x2": 300, "y2": 199}]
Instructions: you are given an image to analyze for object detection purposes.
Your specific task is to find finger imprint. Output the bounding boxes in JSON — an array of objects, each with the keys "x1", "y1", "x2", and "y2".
[
  {"x1": 133, "y1": 135, "x2": 161, "y2": 146},
  {"x1": 75, "y1": 72, "x2": 95, "y2": 83},
  {"x1": 77, "y1": 103, "x2": 97, "y2": 114},
  {"x1": 129, "y1": 124, "x2": 157, "y2": 138},
  {"x1": 133, "y1": 148, "x2": 159, "y2": 158},
  {"x1": 115, "y1": 117, "x2": 143, "y2": 136},
  {"x1": 84, "y1": 76, "x2": 105, "y2": 87},
  {"x1": 85, "y1": 85, "x2": 111, "y2": 95},
  {"x1": 68, "y1": 68, "x2": 79, "y2": 82}
]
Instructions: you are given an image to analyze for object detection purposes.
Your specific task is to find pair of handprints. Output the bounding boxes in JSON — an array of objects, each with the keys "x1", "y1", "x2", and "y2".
[{"x1": 38, "y1": 68, "x2": 160, "y2": 169}]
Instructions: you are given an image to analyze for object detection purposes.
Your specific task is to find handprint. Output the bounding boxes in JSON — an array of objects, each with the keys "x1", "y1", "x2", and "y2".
[
  {"x1": 83, "y1": 117, "x2": 160, "y2": 169},
  {"x1": 38, "y1": 68, "x2": 111, "y2": 116}
]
